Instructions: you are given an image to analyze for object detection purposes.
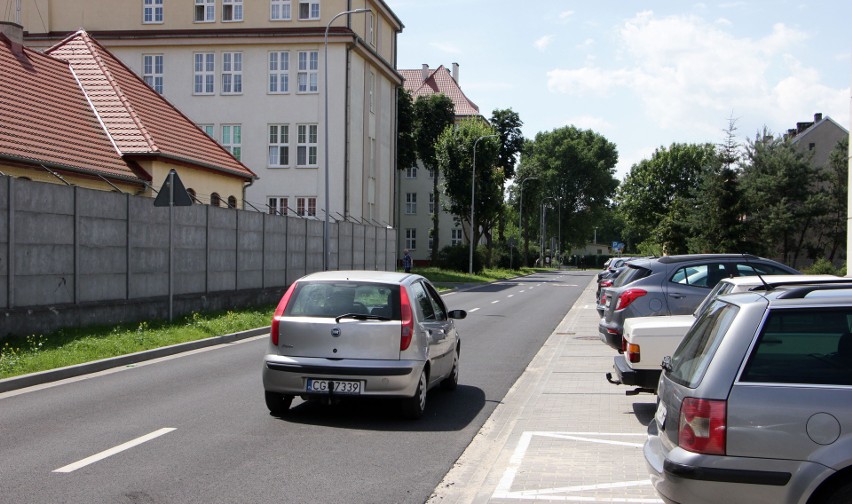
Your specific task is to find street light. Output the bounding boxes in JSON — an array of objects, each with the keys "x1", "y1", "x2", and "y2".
[
  {"x1": 518, "y1": 177, "x2": 538, "y2": 267},
  {"x1": 323, "y1": 7, "x2": 372, "y2": 271},
  {"x1": 542, "y1": 196, "x2": 557, "y2": 267},
  {"x1": 469, "y1": 134, "x2": 498, "y2": 274}
]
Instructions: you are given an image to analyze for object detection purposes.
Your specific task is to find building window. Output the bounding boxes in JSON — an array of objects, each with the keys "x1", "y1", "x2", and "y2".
[
  {"x1": 298, "y1": 0, "x2": 320, "y2": 20},
  {"x1": 222, "y1": 52, "x2": 243, "y2": 94},
  {"x1": 199, "y1": 124, "x2": 215, "y2": 138},
  {"x1": 405, "y1": 193, "x2": 417, "y2": 214},
  {"x1": 268, "y1": 51, "x2": 289, "y2": 93},
  {"x1": 809, "y1": 143, "x2": 816, "y2": 151},
  {"x1": 271, "y1": 0, "x2": 291, "y2": 20},
  {"x1": 268, "y1": 197, "x2": 288, "y2": 215},
  {"x1": 143, "y1": 0, "x2": 163, "y2": 23},
  {"x1": 297, "y1": 51, "x2": 318, "y2": 93},
  {"x1": 227, "y1": 196, "x2": 238, "y2": 209},
  {"x1": 429, "y1": 193, "x2": 435, "y2": 214},
  {"x1": 222, "y1": 125, "x2": 242, "y2": 160},
  {"x1": 222, "y1": 0, "x2": 243, "y2": 21},
  {"x1": 451, "y1": 228, "x2": 463, "y2": 246},
  {"x1": 194, "y1": 53, "x2": 215, "y2": 94},
  {"x1": 369, "y1": 14, "x2": 375, "y2": 46},
  {"x1": 142, "y1": 54, "x2": 164, "y2": 94},
  {"x1": 368, "y1": 71, "x2": 375, "y2": 113},
  {"x1": 211, "y1": 193, "x2": 221, "y2": 207},
  {"x1": 405, "y1": 229, "x2": 416, "y2": 250},
  {"x1": 296, "y1": 197, "x2": 317, "y2": 217},
  {"x1": 194, "y1": 0, "x2": 214, "y2": 22},
  {"x1": 405, "y1": 166, "x2": 417, "y2": 179},
  {"x1": 268, "y1": 124, "x2": 290, "y2": 167},
  {"x1": 296, "y1": 124, "x2": 318, "y2": 167},
  {"x1": 428, "y1": 229, "x2": 434, "y2": 251}
]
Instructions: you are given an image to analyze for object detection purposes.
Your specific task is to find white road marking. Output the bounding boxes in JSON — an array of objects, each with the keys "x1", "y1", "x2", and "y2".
[
  {"x1": 491, "y1": 300, "x2": 500, "y2": 304},
  {"x1": 53, "y1": 428, "x2": 176, "y2": 473},
  {"x1": 507, "y1": 294, "x2": 514, "y2": 298},
  {"x1": 469, "y1": 308, "x2": 480, "y2": 313}
]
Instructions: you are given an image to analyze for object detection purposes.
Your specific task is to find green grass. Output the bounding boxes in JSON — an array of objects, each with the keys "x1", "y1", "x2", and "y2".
[{"x1": 0, "y1": 267, "x2": 543, "y2": 380}]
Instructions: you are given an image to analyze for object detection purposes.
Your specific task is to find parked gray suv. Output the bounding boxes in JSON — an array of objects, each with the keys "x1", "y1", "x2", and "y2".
[
  {"x1": 644, "y1": 282, "x2": 852, "y2": 504},
  {"x1": 598, "y1": 254, "x2": 798, "y2": 351}
]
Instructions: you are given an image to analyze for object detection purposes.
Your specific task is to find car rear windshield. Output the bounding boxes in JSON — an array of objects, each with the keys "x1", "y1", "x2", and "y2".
[
  {"x1": 614, "y1": 264, "x2": 651, "y2": 287},
  {"x1": 284, "y1": 281, "x2": 400, "y2": 319},
  {"x1": 669, "y1": 300, "x2": 739, "y2": 388},
  {"x1": 740, "y1": 308, "x2": 852, "y2": 385}
]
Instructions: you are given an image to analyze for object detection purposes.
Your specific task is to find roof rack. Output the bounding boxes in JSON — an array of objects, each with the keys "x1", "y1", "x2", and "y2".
[
  {"x1": 750, "y1": 278, "x2": 852, "y2": 291},
  {"x1": 657, "y1": 254, "x2": 758, "y2": 264},
  {"x1": 775, "y1": 282, "x2": 852, "y2": 299}
]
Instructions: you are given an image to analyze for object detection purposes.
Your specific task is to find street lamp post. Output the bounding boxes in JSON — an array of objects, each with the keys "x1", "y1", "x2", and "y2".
[
  {"x1": 323, "y1": 8, "x2": 371, "y2": 271},
  {"x1": 518, "y1": 176, "x2": 538, "y2": 267},
  {"x1": 542, "y1": 196, "x2": 557, "y2": 267},
  {"x1": 469, "y1": 134, "x2": 498, "y2": 274}
]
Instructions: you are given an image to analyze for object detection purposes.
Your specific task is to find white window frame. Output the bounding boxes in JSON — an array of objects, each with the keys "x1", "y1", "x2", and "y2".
[
  {"x1": 368, "y1": 71, "x2": 375, "y2": 113},
  {"x1": 298, "y1": 0, "x2": 320, "y2": 20},
  {"x1": 405, "y1": 229, "x2": 416, "y2": 250},
  {"x1": 297, "y1": 51, "x2": 318, "y2": 93},
  {"x1": 296, "y1": 124, "x2": 318, "y2": 167},
  {"x1": 268, "y1": 124, "x2": 290, "y2": 167},
  {"x1": 405, "y1": 166, "x2": 417, "y2": 179},
  {"x1": 142, "y1": 54, "x2": 164, "y2": 94},
  {"x1": 193, "y1": 52, "x2": 215, "y2": 95},
  {"x1": 451, "y1": 228, "x2": 463, "y2": 246},
  {"x1": 194, "y1": 0, "x2": 215, "y2": 22},
  {"x1": 222, "y1": 124, "x2": 242, "y2": 160},
  {"x1": 222, "y1": 0, "x2": 243, "y2": 22},
  {"x1": 429, "y1": 193, "x2": 435, "y2": 214},
  {"x1": 268, "y1": 51, "x2": 290, "y2": 93},
  {"x1": 270, "y1": 0, "x2": 291, "y2": 20},
  {"x1": 143, "y1": 0, "x2": 163, "y2": 24},
  {"x1": 296, "y1": 197, "x2": 317, "y2": 217},
  {"x1": 268, "y1": 196, "x2": 289, "y2": 215},
  {"x1": 199, "y1": 124, "x2": 215, "y2": 138},
  {"x1": 405, "y1": 193, "x2": 417, "y2": 215},
  {"x1": 222, "y1": 52, "x2": 243, "y2": 94}
]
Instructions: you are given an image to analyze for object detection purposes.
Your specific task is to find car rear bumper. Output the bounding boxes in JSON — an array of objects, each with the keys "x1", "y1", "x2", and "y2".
[
  {"x1": 610, "y1": 355, "x2": 660, "y2": 389},
  {"x1": 262, "y1": 355, "x2": 422, "y2": 397},
  {"x1": 598, "y1": 321, "x2": 622, "y2": 350}
]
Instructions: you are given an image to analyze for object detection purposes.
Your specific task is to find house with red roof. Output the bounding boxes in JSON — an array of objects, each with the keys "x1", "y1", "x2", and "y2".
[
  {"x1": 0, "y1": 22, "x2": 255, "y2": 206},
  {"x1": 398, "y1": 63, "x2": 485, "y2": 263}
]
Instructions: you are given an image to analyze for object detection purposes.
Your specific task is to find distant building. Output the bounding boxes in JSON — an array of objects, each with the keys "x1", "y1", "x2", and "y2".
[
  {"x1": 0, "y1": 22, "x2": 254, "y2": 202},
  {"x1": 399, "y1": 63, "x2": 483, "y2": 263},
  {"x1": 785, "y1": 112, "x2": 848, "y2": 168}
]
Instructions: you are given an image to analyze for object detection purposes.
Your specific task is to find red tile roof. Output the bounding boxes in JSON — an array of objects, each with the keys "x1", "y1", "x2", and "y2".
[
  {"x1": 400, "y1": 65, "x2": 480, "y2": 118},
  {"x1": 0, "y1": 29, "x2": 255, "y2": 185}
]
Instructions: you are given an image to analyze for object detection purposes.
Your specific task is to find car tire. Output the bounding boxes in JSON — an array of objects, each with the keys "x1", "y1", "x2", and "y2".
[
  {"x1": 265, "y1": 391, "x2": 293, "y2": 416},
  {"x1": 440, "y1": 349, "x2": 459, "y2": 391},
  {"x1": 824, "y1": 481, "x2": 852, "y2": 504},
  {"x1": 401, "y1": 369, "x2": 428, "y2": 419}
]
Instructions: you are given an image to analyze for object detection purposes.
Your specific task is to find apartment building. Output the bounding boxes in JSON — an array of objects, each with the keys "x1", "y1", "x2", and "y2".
[
  {"x1": 399, "y1": 63, "x2": 483, "y2": 264},
  {"x1": 15, "y1": 0, "x2": 402, "y2": 225}
]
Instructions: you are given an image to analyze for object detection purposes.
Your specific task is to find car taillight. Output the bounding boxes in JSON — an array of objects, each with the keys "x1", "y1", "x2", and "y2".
[
  {"x1": 625, "y1": 342, "x2": 640, "y2": 363},
  {"x1": 615, "y1": 288, "x2": 647, "y2": 311},
  {"x1": 399, "y1": 287, "x2": 414, "y2": 351},
  {"x1": 600, "y1": 280, "x2": 613, "y2": 289},
  {"x1": 270, "y1": 282, "x2": 297, "y2": 346},
  {"x1": 679, "y1": 398, "x2": 726, "y2": 455}
]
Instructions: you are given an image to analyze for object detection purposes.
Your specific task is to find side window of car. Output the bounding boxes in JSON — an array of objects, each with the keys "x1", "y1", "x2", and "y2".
[
  {"x1": 424, "y1": 282, "x2": 447, "y2": 321},
  {"x1": 410, "y1": 282, "x2": 436, "y2": 321},
  {"x1": 741, "y1": 309, "x2": 852, "y2": 385},
  {"x1": 671, "y1": 263, "x2": 727, "y2": 288},
  {"x1": 736, "y1": 262, "x2": 791, "y2": 276}
]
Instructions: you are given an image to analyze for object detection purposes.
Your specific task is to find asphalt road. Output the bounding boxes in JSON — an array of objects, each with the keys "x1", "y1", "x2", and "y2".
[{"x1": 0, "y1": 270, "x2": 592, "y2": 504}]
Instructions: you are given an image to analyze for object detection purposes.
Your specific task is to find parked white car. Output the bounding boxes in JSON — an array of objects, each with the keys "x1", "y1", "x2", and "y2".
[{"x1": 606, "y1": 274, "x2": 842, "y2": 394}]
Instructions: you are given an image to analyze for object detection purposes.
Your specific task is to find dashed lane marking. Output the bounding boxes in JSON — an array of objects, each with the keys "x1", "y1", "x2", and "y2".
[{"x1": 53, "y1": 428, "x2": 176, "y2": 474}]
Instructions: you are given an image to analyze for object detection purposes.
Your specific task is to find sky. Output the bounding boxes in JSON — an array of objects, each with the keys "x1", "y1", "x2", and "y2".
[{"x1": 383, "y1": 0, "x2": 851, "y2": 180}]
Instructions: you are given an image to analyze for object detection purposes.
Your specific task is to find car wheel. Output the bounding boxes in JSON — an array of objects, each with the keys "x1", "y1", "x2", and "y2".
[
  {"x1": 265, "y1": 391, "x2": 293, "y2": 416},
  {"x1": 824, "y1": 481, "x2": 852, "y2": 504},
  {"x1": 401, "y1": 369, "x2": 428, "y2": 419},
  {"x1": 440, "y1": 349, "x2": 459, "y2": 391}
]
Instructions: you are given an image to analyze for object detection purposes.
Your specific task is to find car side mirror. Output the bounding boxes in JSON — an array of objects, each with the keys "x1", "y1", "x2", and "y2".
[{"x1": 448, "y1": 309, "x2": 467, "y2": 320}]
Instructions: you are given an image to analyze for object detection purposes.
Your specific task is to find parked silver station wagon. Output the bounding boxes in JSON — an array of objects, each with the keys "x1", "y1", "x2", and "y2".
[
  {"x1": 645, "y1": 282, "x2": 852, "y2": 504},
  {"x1": 262, "y1": 271, "x2": 467, "y2": 419}
]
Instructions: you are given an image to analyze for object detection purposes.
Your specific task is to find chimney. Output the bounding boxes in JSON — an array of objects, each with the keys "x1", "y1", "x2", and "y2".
[
  {"x1": 0, "y1": 21, "x2": 24, "y2": 57},
  {"x1": 452, "y1": 62, "x2": 459, "y2": 83},
  {"x1": 814, "y1": 112, "x2": 823, "y2": 122},
  {"x1": 421, "y1": 64, "x2": 429, "y2": 82}
]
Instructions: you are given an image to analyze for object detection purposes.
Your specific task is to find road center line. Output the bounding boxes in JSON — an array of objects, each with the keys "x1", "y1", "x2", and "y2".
[
  {"x1": 468, "y1": 308, "x2": 480, "y2": 313},
  {"x1": 491, "y1": 300, "x2": 500, "y2": 304},
  {"x1": 53, "y1": 428, "x2": 176, "y2": 473}
]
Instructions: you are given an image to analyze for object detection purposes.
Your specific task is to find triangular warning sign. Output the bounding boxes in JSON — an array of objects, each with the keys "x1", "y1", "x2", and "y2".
[{"x1": 153, "y1": 170, "x2": 194, "y2": 207}]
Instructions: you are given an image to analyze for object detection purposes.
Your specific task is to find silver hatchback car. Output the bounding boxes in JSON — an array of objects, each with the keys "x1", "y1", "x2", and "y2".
[
  {"x1": 262, "y1": 270, "x2": 467, "y2": 419},
  {"x1": 645, "y1": 283, "x2": 852, "y2": 504}
]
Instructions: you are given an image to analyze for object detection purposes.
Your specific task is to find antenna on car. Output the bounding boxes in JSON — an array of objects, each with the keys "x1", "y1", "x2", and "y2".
[{"x1": 741, "y1": 252, "x2": 771, "y2": 291}]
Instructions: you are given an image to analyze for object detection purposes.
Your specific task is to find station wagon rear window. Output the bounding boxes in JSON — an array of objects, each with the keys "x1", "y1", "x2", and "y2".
[
  {"x1": 669, "y1": 300, "x2": 740, "y2": 388},
  {"x1": 284, "y1": 281, "x2": 400, "y2": 319}
]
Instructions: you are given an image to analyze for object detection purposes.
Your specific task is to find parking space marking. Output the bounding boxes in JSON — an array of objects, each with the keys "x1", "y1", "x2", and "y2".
[
  {"x1": 53, "y1": 428, "x2": 176, "y2": 473},
  {"x1": 492, "y1": 431, "x2": 661, "y2": 503}
]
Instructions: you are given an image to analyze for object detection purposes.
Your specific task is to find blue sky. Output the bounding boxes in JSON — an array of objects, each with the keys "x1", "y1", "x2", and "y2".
[{"x1": 384, "y1": 0, "x2": 851, "y2": 179}]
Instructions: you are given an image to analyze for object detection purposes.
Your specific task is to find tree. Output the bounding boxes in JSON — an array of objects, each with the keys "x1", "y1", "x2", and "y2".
[
  {"x1": 490, "y1": 108, "x2": 525, "y2": 242},
  {"x1": 396, "y1": 87, "x2": 417, "y2": 171},
  {"x1": 413, "y1": 94, "x2": 455, "y2": 262},
  {"x1": 818, "y1": 138, "x2": 848, "y2": 263},
  {"x1": 519, "y1": 126, "x2": 619, "y2": 258},
  {"x1": 435, "y1": 119, "x2": 501, "y2": 255}
]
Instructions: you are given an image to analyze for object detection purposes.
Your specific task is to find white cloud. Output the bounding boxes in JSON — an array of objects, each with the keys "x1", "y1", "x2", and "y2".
[
  {"x1": 559, "y1": 10, "x2": 574, "y2": 20},
  {"x1": 429, "y1": 42, "x2": 462, "y2": 55},
  {"x1": 534, "y1": 35, "x2": 555, "y2": 52},
  {"x1": 565, "y1": 115, "x2": 613, "y2": 132}
]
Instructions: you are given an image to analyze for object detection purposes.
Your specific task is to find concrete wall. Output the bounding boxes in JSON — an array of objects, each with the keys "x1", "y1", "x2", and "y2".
[{"x1": 1, "y1": 177, "x2": 398, "y2": 338}]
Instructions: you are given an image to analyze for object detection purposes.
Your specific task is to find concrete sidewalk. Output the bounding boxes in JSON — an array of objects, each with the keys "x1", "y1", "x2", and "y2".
[{"x1": 429, "y1": 277, "x2": 662, "y2": 504}]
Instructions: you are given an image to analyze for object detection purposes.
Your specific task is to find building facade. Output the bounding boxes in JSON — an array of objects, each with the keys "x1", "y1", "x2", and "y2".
[{"x1": 15, "y1": 0, "x2": 402, "y2": 226}]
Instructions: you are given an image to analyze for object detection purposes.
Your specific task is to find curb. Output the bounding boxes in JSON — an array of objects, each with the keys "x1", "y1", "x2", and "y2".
[{"x1": 0, "y1": 326, "x2": 271, "y2": 393}]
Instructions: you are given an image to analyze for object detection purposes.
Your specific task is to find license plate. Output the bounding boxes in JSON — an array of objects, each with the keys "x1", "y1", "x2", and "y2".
[
  {"x1": 655, "y1": 401, "x2": 667, "y2": 429},
  {"x1": 306, "y1": 378, "x2": 362, "y2": 395}
]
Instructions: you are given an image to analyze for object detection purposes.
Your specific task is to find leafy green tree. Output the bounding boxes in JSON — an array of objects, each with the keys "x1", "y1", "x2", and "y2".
[
  {"x1": 435, "y1": 119, "x2": 501, "y2": 257},
  {"x1": 818, "y1": 137, "x2": 849, "y2": 263},
  {"x1": 413, "y1": 94, "x2": 455, "y2": 261},
  {"x1": 396, "y1": 87, "x2": 417, "y2": 171},
  {"x1": 519, "y1": 126, "x2": 619, "y2": 257},
  {"x1": 490, "y1": 108, "x2": 525, "y2": 242}
]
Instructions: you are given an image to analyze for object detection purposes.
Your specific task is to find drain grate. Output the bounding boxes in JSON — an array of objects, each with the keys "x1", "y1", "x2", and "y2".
[{"x1": 574, "y1": 335, "x2": 599, "y2": 340}]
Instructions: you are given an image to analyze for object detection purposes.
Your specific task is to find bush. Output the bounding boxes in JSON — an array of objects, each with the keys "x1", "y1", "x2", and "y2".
[
  {"x1": 803, "y1": 258, "x2": 847, "y2": 276},
  {"x1": 437, "y1": 244, "x2": 483, "y2": 274}
]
